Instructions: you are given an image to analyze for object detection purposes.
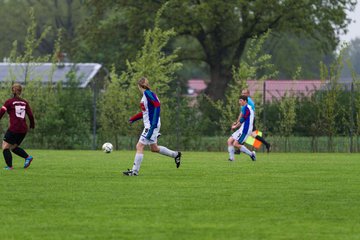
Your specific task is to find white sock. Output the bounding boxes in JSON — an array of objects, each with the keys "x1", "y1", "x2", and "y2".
[
  {"x1": 228, "y1": 146, "x2": 235, "y2": 160},
  {"x1": 132, "y1": 153, "x2": 143, "y2": 173},
  {"x1": 240, "y1": 145, "x2": 252, "y2": 156},
  {"x1": 158, "y1": 146, "x2": 177, "y2": 158}
]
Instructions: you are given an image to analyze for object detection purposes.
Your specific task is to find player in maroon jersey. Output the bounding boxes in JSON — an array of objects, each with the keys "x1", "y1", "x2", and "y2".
[{"x1": 0, "y1": 83, "x2": 35, "y2": 170}]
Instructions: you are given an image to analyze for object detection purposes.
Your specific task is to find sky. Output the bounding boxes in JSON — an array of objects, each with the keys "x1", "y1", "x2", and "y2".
[{"x1": 340, "y1": 3, "x2": 360, "y2": 42}]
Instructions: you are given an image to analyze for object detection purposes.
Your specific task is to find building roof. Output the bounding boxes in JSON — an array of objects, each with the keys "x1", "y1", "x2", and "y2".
[
  {"x1": 0, "y1": 63, "x2": 102, "y2": 88},
  {"x1": 247, "y1": 80, "x2": 325, "y2": 102},
  {"x1": 186, "y1": 79, "x2": 327, "y2": 102},
  {"x1": 187, "y1": 79, "x2": 207, "y2": 96}
]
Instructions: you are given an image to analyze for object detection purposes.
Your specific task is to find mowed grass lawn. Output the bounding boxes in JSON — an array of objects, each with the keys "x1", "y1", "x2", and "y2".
[{"x1": 1, "y1": 150, "x2": 360, "y2": 240}]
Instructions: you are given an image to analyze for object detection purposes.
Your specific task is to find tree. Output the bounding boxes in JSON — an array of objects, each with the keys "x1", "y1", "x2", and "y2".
[
  {"x1": 319, "y1": 51, "x2": 345, "y2": 151},
  {"x1": 1, "y1": 7, "x2": 93, "y2": 149},
  {"x1": 8, "y1": 8, "x2": 52, "y2": 64},
  {"x1": 276, "y1": 69, "x2": 300, "y2": 151},
  {"x1": 342, "y1": 38, "x2": 360, "y2": 78},
  {"x1": 78, "y1": 0, "x2": 356, "y2": 101},
  {"x1": 0, "y1": 0, "x2": 87, "y2": 59},
  {"x1": 345, "y1": 47, "x2": 360, "y2": 151},
  {"x1": 76, "y1": 0, "x2": 161, "y2": 67},
  {"x1": 98, "y1": 5, "x2": 182, "y2": 148},
  {"x1": 264, "y1": 32, "x2": 334, "y2": 79},
  {"x1": 277, "y1": 93, "x2": 296, "y2": 152},
  {"x1": 162, "y1": 0, "x2": 356, "y2": 100},
  {"x1": 355, "y1": 80, "x2": 360, "y2": 151},
  {"x1": 210, "y1": 33, "x2": 277, "y2": 135}
]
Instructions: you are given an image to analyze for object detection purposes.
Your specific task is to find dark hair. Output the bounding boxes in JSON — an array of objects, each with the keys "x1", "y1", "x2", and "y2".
[{"x1": 239, "y1": 95, "x2": 248, "y2": 101}]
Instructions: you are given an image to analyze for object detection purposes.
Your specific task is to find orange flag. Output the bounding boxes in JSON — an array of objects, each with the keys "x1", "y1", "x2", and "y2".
[{"x1": 245, "y1": 130, "x2": 263, "y2": 149}]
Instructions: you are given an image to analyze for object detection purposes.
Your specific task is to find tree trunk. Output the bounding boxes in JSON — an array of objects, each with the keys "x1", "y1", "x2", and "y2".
[
  {"x1": 205, "y1": 64, "x2": 232, "y2": 101},
  {"x1": 204, "y1": 36, "x2": 248, "y2": 101}
]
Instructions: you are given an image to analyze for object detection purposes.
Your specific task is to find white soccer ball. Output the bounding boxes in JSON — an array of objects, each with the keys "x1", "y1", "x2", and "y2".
[{"x1": 102, "y1": 142, "x2": 113, "y2": 153}]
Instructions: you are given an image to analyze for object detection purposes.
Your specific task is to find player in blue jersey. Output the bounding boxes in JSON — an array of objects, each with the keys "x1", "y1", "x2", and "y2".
[
  {"x1": 123, "y1": 77, "x2": 181, "y2": 176},
  {"x1": 227, "y1": 95, "x2": 256, "y2": 161},
  {"x1": 234, "y1": 89, "x2": 271, "y2": 153}
]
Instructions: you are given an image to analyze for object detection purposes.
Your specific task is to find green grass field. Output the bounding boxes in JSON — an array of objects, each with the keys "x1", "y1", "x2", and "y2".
[{"x1": 1, "y1": 150, "x2": 360, "y2": 240}]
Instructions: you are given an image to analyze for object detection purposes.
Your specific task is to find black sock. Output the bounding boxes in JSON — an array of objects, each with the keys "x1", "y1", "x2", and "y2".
[
  {"x1": 12, "y1": 147, "x2": 28, "y2": 158},
  {"x1": 255, "y1": 135, "x2": 270, "y2": 147},
  {"x1": 3, "y1": 149, "x2": 12, "y2": 167}
]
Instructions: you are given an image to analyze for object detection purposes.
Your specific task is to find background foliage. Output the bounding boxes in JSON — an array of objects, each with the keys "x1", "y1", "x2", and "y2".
[{"x1": 0, "y1": 1, "x2": 359, "y2": 152}]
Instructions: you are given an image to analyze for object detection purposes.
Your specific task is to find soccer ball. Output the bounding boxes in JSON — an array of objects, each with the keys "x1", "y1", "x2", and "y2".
[{"x1": 102, "y1": 142, "x2": 113, "y2": 153}]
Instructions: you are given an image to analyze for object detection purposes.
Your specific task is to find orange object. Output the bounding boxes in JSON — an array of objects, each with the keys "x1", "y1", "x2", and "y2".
[{"x1": 245, "y1": 130, "x2": 263, "y2": 149}]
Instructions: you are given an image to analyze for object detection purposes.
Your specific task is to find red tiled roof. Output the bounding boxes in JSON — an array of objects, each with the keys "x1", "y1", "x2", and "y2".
[
  {"x1": 186, "y1": 79, "x2": 325, "y2": 101},
  {"x1": 187, "y1": 79, "x2": 207, "y2": 96},
  {"x1": 247, "y1": 80, "x2": 324, "y2": 102}
]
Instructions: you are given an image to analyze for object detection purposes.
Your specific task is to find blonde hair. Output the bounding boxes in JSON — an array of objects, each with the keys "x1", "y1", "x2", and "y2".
[
  {"x1": 137, "y1": 77, "x2": 150, "y2": 90},
  {"x1": 12, "y1": 83, "x2": 22, "y2": 97},
  {"x1": 242, "y1": 88, "x2": 250, "y2": 95}
]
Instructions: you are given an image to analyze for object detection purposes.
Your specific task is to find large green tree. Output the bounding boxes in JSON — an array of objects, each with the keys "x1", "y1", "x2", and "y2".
[
  {"x1": 264, "y1": 32, "x2": 334, "y2": 79},
  {"x1": 319, "y1": 52, "x2": 345, "y2": 151},
  {"x1": 80, "y1": 0, "x2": 356, "y2": 100},
  {"x1": 76, "y1": 0, "x2": 161, "y2": 67},
  {"x1": 342, "y1": 38, "x2": 360, "y2": 78},
  {"x1": 0, "y1": 0, "x2": 87, "y2": 59}
]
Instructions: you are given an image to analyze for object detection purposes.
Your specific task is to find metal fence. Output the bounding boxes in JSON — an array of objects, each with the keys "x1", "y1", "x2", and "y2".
[{"x1": 246, "y1": 80, "x2": 359, "y2": 153}]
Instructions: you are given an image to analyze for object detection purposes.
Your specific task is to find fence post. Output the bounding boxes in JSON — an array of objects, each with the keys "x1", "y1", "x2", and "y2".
[
  {"x1": 176, "y1": 79, "x2": 180, "y2": 150},
  {"x1": 92, "y1": 78, "x2": 97, "y2": 150},
  {"x1": 350, "y1": 82, "x2": 355, "y2": 153},
  {"x1": 263, "y1": 80, "x2": 266, "y2": 130}
]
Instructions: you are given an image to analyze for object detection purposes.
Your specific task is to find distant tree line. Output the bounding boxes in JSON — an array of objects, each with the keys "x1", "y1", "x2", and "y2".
[
  {"x1": 0, "y1": 3, "x2": 359, "y2": 152},
  {"x1": 0, "y1": 9, "x2": 92, "y2": 149},
  {"x1": 1, "y1": 0, "x2": 359, "y2": 97}
]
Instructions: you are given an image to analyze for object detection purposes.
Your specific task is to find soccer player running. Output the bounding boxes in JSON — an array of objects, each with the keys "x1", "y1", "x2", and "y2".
[
  {"x1": 0, "y1": 83, "x2": 35, "y2": 170},
  {"x1": 123, "y1": 77, "x2": 181, "y2": 176},
  {"x1": 227, "y1": 95, "x2": 256, "y2": 161},
  {"x1": 234, "y1": 88, "x2": 271, "y2": 153}
]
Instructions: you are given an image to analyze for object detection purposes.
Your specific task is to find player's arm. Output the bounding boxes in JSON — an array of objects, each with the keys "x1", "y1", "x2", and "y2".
[
  {"x1": 129, "y1": 112, "x2": 143, "y2": 124},
  {"x1": 0, "y1": 101, "x2": 9, "y2": 120},
  {"x1": 144, "y1": 90, "x2": 160, "y2": 139},
  {"x1": 231, "y1": 108, "x2": 242, "y2": 130},
  {"x1": 144, "y1": 91, "x2": 160, "y2": 128},
  {"x1": 236, "y1": 112, "x2": 242, "y2": 123},
  {"x1": 231, "y1": 121, "x2": 241, "y2": 130},
  {"x1": 26, "y1": 103, "x2": 35, "y2": 129},
  {"x1": 144, "y1": 90, "x2": 161, "y2": 108},
  {"x1": 239, "y1": 107, "x2": 250, "y2": 123}
]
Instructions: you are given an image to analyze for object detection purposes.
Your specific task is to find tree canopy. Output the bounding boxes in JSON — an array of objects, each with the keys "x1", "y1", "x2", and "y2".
[
  {"x1": 78, "y1": 0, "x2": 357, "y2": 100},
  {"x1": 162, "y1": 0, "x2": 356, "y2": 99},
  {"x1": 342, "y1": 38, "x2": 360, "y2": 77},
  {"x1": 0, "y1": 0, "x2": 357, "y2": 100},
  {"x1": 0, "y1": 0, "x2": 86, "y2": 59}
]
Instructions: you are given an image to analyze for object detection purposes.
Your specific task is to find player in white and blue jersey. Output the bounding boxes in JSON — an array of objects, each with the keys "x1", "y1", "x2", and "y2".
[
  {"x1": 234, "y1": 89, "x2": 271, "y2": 154},
  {"x1": 123, "y1": 77, "x2": 181, "y2": 176},
  {"x1": 241, "y1": 89, "x2": 271, "y2": 152},
  {"x1": 227, "y1": 95, "x2": 256, "y2": 161}
]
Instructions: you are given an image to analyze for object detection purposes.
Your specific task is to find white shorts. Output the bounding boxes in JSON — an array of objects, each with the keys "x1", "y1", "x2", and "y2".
[
  {"x1": 139, "y1": 127, "x2": 160, "y2": 145},
  {"x1": 231, "y1": 127, "x2": 251, "y2": 145}
]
